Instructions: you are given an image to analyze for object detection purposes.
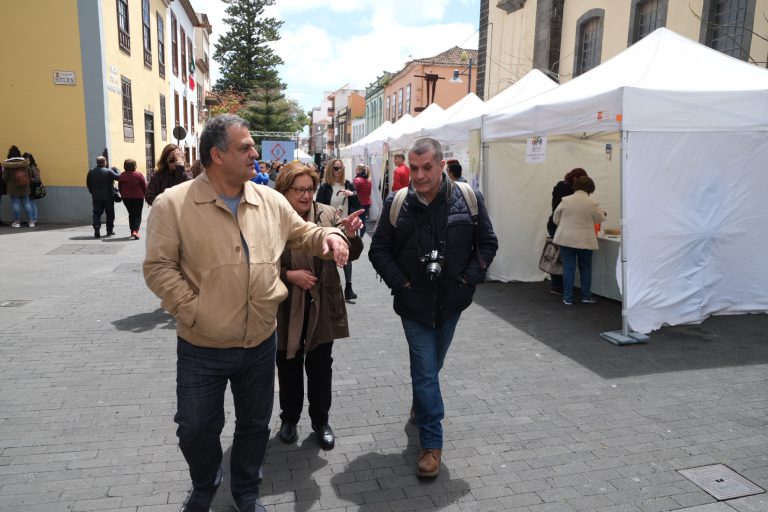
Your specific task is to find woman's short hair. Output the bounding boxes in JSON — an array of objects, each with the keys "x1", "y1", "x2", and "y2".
[
  {"x1": 565, "y1": 167, "x2": 588, "y2": 183},
  {"x1": 275, "y1": 162, "x2": 320, "y2": 195},
  {"x1": 190, "y1": 159, "x2": 203, "y2": 178},
  {"x1": 572, "y1": 175, "x2": 595, "y2": 194},
  {"x1": 446, "y1": 159, "x2": 462, "y2": 178},
  {"x1": 323, "y1": 159, "x2": 345, "y2": 185},
  {"x1": 123, "y1": 158, "x2": 137, "y2": 172}
]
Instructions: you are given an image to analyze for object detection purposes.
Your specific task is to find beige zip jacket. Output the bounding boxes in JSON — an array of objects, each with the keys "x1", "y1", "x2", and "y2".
[{"x1": 143, "y1": 173, "x2": 347, "y2": 349}]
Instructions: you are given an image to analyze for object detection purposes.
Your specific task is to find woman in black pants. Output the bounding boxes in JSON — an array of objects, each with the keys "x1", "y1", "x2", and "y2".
[
  {"x1": 117, "y1": 159, "x2": 147, "y2": 239},
  {"x1": 316, "y1": 158, "x2": 361, "y2": 301}
]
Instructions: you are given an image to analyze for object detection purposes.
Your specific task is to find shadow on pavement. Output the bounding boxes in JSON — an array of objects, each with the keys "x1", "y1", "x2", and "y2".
[
  {"x1": 112, "y1": 308, "x2": 176, "y2": 333},
  {"x1": 473, "y1": 281, "x2": 768, "y2": 379},
  {"x1": 101, "y1": 236, "x2": 134, "y2": 242},
  {"x1": 0, "y1": 222, "x2": 82, "y2": 235}
]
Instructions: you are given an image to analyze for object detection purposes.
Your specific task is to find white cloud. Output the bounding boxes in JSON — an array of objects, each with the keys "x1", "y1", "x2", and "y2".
[{"x1": 190, "y1": 0, "x2": 479, "y2": 111}]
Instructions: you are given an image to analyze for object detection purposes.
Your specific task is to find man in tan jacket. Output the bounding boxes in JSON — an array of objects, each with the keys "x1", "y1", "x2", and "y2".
[{"x1": 144, "y1": 114, "x2": 355, "y2": 512}]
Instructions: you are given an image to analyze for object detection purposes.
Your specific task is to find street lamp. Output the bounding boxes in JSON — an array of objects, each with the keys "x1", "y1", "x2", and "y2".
[{"x1": 448, "y1": 55, "x2": 473, "y2": 94}]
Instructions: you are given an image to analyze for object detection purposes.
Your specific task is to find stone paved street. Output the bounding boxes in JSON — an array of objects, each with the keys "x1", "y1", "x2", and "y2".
[{"x1": 1, "y1": 211, "x2": 767, "y2": 512}]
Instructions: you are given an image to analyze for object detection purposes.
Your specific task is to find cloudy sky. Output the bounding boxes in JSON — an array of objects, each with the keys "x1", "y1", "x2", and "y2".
[{"x1": 189, "y1": 0, "x2": 480, "y2": 112}]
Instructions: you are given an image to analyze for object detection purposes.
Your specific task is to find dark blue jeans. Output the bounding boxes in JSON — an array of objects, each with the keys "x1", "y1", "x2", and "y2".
[
  {"x1": 401, "y1": 314, "x2": 461, "y2": 449},
  {"x1": 560, "y1": 246, "x2": 593, "y2": 303},
  {"x1": 92, "y1": 198, "x2": 114, "y2": 232},
  {"x1": 175, "y1": 334, "x2": 276, "y2": 503}
]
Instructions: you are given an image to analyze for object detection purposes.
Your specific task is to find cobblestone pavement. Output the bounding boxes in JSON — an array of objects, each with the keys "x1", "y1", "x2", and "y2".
[{"x1": 1, "y1": 212, "x2": 767, "y2": 512}]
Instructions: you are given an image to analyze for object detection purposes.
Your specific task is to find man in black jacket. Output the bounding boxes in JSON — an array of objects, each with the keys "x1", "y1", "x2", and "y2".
[
  {"x1": 369, "y1": 137, "x2": 498, "y2": 477},
  {"x1": 86, "y1": 156, "x2": 119, "y2": 238}
]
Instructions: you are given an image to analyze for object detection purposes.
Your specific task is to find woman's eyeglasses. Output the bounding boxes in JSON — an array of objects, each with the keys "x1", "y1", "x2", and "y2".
[
  {"x1": 333, "y1": 166, "x2": 343, "y2": 170},
  {"x1": 290, "y1": 186, "x2": 314, "y2": 196}
]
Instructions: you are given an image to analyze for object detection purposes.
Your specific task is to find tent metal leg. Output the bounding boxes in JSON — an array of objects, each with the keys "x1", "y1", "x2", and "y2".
[{"x1": 601, "y1": 131, "x2": 649, "y2": 346}]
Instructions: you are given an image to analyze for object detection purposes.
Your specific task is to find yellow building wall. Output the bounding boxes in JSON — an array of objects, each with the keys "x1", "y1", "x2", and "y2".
[
  {"x1": 0, "y1": 1, "x2": 88, "y2": 187},
  {"x1": 485, "y1": 2, "x2": 538, "y2": 99},
  {"x1": 102, "y1": 0, "x2": 170, "y2": 175}
]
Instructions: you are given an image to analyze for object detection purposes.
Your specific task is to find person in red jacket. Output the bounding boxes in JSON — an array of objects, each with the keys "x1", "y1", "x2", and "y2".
[
  {"x1": 392, "y1": 153, "x2": 409, "y2": 191},
  {"x1": 353, "y1": 164, "x2": 372, "y2": 237},
  {"x1": 118, "y1": 158, "x2": 148, "y2": 239}
]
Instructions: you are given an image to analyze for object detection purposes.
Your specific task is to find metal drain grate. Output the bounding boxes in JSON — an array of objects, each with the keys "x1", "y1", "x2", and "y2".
[
  {"x1": 678, "y1": 464, "x2": 765, "y2": 501},
  {"x1": 0, "y1": 300, "x2": 31, "y2": 308}
]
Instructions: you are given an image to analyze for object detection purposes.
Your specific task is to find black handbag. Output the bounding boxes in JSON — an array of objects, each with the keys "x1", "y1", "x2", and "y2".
[
  {"x1": 30, "y1": 182, "x2": 46, "y2": 200},
  {"x1": 113, "y1": 186, "x2": 122, "y2": 203}
]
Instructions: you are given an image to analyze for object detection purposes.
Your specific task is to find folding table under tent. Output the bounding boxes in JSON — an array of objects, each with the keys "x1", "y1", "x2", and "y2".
[{"x1": 482, "y1": 28, "x2": 768, "y2": 335}]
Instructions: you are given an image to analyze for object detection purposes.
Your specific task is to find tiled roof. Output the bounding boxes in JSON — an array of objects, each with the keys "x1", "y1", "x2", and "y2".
[{"x1": 412, "y1": 47, "x2": 478, "y2": 66}]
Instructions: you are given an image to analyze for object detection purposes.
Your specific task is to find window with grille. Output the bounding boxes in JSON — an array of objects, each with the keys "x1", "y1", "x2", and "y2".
[
  {"x1": 398, "y1": 89, "x2": 403, "y2": 117},
  {"x1": 157, "y1": 12, "x2": 165, "y2": 78},
  {"x1": 703, "y1": 0, "x2": 754, "y2": 60},
  {"x1": 121, "y1": 76, "x2": 134, "y2": 141},
  {"x1": 160, "y1": 94, "x2": 167, "y2": 140},
  {"x1": 117, "y1": 0, "x2": 130, "y2": 54},
  {"x1": 385, "y1": 97, "x2": 390, "y2": 121},
  {"x1": 190, "y1": 104, "x2": 195, "y2": 133},
  {"x1": 180, "y1": 27, "x2": 187, "y2": 83},
  {"x1": 406, "y1": 84, "x2": 411, "y2": 114},
  {"x1": 171, "y1": 13, "x2": 178, "y2": 76},
  {"x1": 630, "y1": 0, "x2": 666, "y2": 43},
  {"x1": 142, "y1": 0, "x2": 152, "y2": 68},
  {"x1": 573, "y1": 9, "x2": 604, "y2": 76},
  {"x1": 174, "y1": 92, "x2": 180, "y2": 128}
]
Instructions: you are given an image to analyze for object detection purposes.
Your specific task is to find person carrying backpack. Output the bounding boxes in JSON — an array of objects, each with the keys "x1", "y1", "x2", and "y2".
[
  {"x1": 369, "y1": 137, "x2": 498, "y2": 477},
  {"x1": 2, "y1": 145, "x2": 36, "y2": 228}
]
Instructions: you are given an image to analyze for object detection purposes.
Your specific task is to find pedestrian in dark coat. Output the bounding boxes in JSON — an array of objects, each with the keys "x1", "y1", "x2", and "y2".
[
  {"x1": 316, "y1": 159, "x2": 361, "y2": 301},
  {"x1": 86, "y1": 156, "x2": 119, "y2": 237},
  {"x1": 145, "y1": 144, "x2": 189, "y2": 205}
]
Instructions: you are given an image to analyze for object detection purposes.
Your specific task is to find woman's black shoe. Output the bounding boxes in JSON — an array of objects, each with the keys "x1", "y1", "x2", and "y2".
[
  {"x1": 344, "y1": 284, "x2": 357, "y2": 301},
  {"x1": 278, "y1": 422, "x2": 298, "y2": 443},
  {"x1": 312, "y1": 423, "x2": 335, "y2": 450}
]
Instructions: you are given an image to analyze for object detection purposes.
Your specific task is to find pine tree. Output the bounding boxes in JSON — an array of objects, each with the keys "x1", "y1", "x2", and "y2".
[{"x1": 213, "y1": 0, "x2": 284, "y2": 94}]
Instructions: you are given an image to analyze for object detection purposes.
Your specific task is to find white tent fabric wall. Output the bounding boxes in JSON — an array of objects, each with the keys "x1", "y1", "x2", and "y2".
[
  {"x1": 623, "y1": 131, "x2": 768, "y2": 333},
  {"x1": 481, "y1": 28, "x2": 768, "y2": 333},
  {"x1": 485, "y1": 134, "x2": 620, "y2": 282}
]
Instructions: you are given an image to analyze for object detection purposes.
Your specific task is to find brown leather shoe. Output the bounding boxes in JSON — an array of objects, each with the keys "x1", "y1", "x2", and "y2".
[{"x1": 416, "y1": 448, "x2": 441, "y2": 477}]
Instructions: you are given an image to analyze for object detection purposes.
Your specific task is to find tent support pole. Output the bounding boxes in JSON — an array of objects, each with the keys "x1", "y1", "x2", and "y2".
[{"x1": 601, "y1": 130, "x2": 649, "y2": 345}]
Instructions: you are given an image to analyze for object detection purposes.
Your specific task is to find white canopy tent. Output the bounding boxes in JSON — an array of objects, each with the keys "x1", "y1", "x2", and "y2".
[
  {"x1": 482, "y1": 28, "x2": 768, "y2": 334},
  {"x1": 295, "y1": 148, "x2": 313, "y2": 163},
  {"x1": 389, "y1": 103, "x2": 445, "y2": 150}
]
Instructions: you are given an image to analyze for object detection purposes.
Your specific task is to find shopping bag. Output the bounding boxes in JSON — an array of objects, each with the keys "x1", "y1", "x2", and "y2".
[{"x1": 538, "y1": 238, "x2": 563, "y2": 274}]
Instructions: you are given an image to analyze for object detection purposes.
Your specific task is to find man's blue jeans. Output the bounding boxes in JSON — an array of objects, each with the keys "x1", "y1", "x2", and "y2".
[
  {"x1": 175, "y1": 334, "x2": 276, "y2": 503},
  {"x1": 401, "y1": 314, "x2": 461, "y2": 449},
  {"x1": 560, "y1": 246, "x2": 593, "y2": 303}
]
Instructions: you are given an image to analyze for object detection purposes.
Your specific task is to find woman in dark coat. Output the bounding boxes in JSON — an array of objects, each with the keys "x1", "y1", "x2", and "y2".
[
  {"x1": 316, "y1": 159, "x2": 361, "y2": 300},
  {"x1": 274, "y1": 162, "x2": 364, "y2": 450},
  {"x1": 145, "y1": 144, "x2": 189, "y2": 205}
]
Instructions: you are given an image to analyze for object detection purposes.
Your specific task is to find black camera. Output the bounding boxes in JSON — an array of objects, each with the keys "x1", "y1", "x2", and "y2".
[{"x1": 420, "y1": 250, "x2": 445, "y2": 281}]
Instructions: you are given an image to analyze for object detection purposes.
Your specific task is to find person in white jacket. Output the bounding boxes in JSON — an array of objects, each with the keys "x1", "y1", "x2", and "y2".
[{"x1": 553, "y1": 176, "x2": 607, "y2": 305}]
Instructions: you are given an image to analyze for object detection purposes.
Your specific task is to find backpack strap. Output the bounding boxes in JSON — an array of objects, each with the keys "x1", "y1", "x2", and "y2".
[
  {"x1": 389, "y1": 187, "x2": 409, "y2": 227},
  {"x1": 451, "y1": 181, "x2": 479, "y2": 223}
]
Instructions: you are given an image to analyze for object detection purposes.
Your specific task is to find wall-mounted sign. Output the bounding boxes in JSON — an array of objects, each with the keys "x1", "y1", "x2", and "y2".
[{"x1": 53, "y1": 70, "x2": 76, "y2": 86}]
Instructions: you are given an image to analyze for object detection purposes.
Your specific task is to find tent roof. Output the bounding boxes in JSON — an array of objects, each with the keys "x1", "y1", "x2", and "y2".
[
  {"x1": 484, "y1": 28, "x2": 768, "y2": 139},
  {"x1": 482, "y1": 69, "x2": 558, "y2": 113}
]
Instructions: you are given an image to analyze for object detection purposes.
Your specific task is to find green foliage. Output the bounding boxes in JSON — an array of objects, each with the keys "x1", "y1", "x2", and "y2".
[{"x1": 213, "y1": 0, "x2": 285, "y2": 94}]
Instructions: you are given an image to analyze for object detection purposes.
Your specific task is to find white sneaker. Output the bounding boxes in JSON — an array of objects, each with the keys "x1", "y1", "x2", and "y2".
[
  {"x1": 11, "y1": 222, "x2": 21, "y2": 228},
  {"x1": 28, "y1": 221, "x2": 36, "y2": 228}
]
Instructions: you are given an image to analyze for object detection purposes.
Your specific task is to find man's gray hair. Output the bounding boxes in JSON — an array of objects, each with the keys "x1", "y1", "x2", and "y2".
[
  {"x1": 96, "y1": 156, "x2": 107, "y2": 167},
  {"x1": 408, "y1": 137, "x2": 443, "y2": 164},
  {"x1": 199, "y1": 114, "x2": 250, "y2": 167}
]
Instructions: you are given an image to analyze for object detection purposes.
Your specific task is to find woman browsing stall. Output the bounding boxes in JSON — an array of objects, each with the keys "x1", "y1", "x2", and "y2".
[{"x1": 553, "y1": 176, "x2": 607, "y2": 306}]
